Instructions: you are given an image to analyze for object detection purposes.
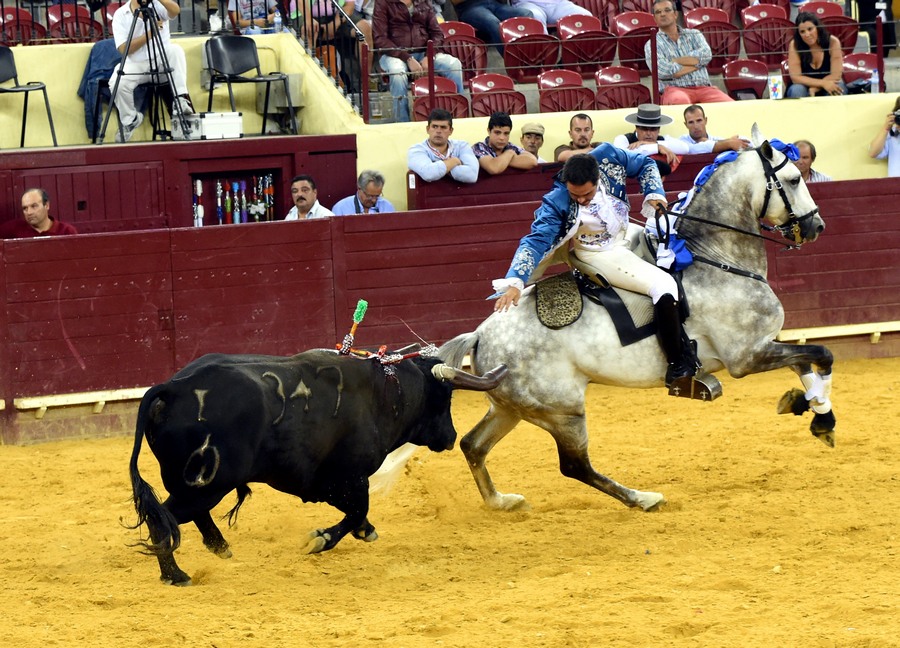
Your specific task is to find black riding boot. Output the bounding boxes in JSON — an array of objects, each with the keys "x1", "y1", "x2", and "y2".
[{"x1": 654, "y1": 294, "x2": 696, "y2": 388}]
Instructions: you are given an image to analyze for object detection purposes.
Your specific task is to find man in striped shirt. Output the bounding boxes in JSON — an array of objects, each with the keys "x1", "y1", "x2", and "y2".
[{"x1": 645, "y1": 0, "x2": 732, "y2": 105}]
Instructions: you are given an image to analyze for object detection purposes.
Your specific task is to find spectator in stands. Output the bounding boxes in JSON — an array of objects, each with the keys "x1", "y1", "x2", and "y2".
[
  {"x1": 312, "y1": 0, "x2": 364, "y2": 95},
  {"x1": 408, "y1": 109, "x2": 480, "y2": 183},
  {"x1": 332, "y1": 170, "x2": 396, "y2": 214},
  {"x1": 473, "y1": 112, "x2": 539, "y2": 175},
  {"x1": 554, "y1": 113, "x2": 601, "y2": 162},
  {"x1": 786, "y1": 12, "x2": 847, "y2": 98},
  {"x1": 508, "y1": 0, "x2": 591, "y2": 32},
  {"x1": 227, "y1": 0, "x2": 277, "y2": 33},
  {"x1": 451, "y1": 0, "x2": 533, "y2": 53},
  {"x1": 646, "y1": 0, "x2": 732, "y2": 105},
  {"x1": 613, "y1": 103, "x2": 689, "y2": 176},
  {"x1": 0, "y1": 189, "x2": 78, "y2": 238},
  {"x1": 286, "y1": 175, "x2": 334, "y2": 219},
  {"x1": 355, "y1": 0, "x2": 376, "y2": 79},
  {"x1": 867, "y1": 96, "x2": 900, "y2": 178},
  {"x1": 793, "y1": 140, "x2": 832, "y2": 183},
  {"x1": 110, "y1": 0, "x2": 194, "y2": 143},
  {"x1": 374, "y1": 0, "x2": 464, "y2": 123},
  {"x1": 679, "y1": 105, "x2": 750, "y2": 154},
  {"x1": 520, "y1": 122, "x2": 547, "y2": 163}
]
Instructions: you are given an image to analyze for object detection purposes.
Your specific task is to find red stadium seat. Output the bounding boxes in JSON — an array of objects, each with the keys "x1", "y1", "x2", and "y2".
[
  {"x1": 411, "y1": 76, "x2": 470, "y2": 121},
  {"x1": 1, "y1": 7, "x2": 34, "y2": 22},
  {"x1": 439, "y1": 32, "x2": 489, "y2": 86},
  {"x1": 557, "y1": 14, "x2": 617, "y2": 78},
  {"x1": 681, "y1": 0, "x2": 736, "y2": 22},
  {"x1": 613, "y1": 11, "x2": 656, "y2": 76},
  {"x1": 48, "y1": 16, "x2": 105, "y2": 43},
  {"x1": 500, "y1": 16, "x2": 560, "y2": 83},
  {"x1": 469, "y1": 73, "x2": 527, "y2": 116},
  {"x1": 46, "y1": 4, "x2": 93, "y2": 24},
  {"x1": 570, "y1": 0, "x2": 618, "y2": 31},
  {"x1": 803, "y1": 1, "x2": 844, "y2": 19},
  {"x1": 440, "y1": 21, "x2": 476, "y2": 39},
  {"x1": 740, "y1": 3, "x2": 786, "y2": 27},
  {"x1": 537, "y1": 69, "x2": 594, "y2": 112},
  {"x1": 696, "y1": 20, "x2": 741, "y2": 75},
  {"x1": 741, "y1": 16, "x2": 794, "y2": 70},
  {"x1": 683, "y1": 7, "x2": 731, "y2": 28},
  {"x1": 722, "y1": 57, "x2": 769, "y2": 99},
  {"x1": 622, "y1": 0, "x2": 654, "y2": 13},
  {"x1": 842, "y1": 52, "x2": 883, "y2": 92},
  {"x1": 105, "y1": 2, "x2": 124, "y2": 31},
  {"x1": 0, "y1": 17, "x2": 46, "y2": 46},
  {"x1": 594, "y1": 65, "x2": 651, "y2": 109},
  {"x1": 820, "y1": 15, "x2": 860, "y2": 57}
]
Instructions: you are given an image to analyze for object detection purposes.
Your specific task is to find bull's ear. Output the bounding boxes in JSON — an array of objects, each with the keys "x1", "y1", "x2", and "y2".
[{"x1": 750, "y1": 123, "x2": 763, "y2": 148}]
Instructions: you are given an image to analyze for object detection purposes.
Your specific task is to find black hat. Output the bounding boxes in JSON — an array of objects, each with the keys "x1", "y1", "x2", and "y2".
[{"x1": 624, "y1": 103, "x2": 673, "y2": 127}]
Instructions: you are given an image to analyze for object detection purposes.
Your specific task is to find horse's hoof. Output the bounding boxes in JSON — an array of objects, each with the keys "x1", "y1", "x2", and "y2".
[
  {"x1": 810, "y1": 411, "x2": 836, "y2": 448},
  {"x1": 488, "y1": 492, "x2": 529, "y2": 511},
  {"x1": 634, "y1": 491, "x2": 666, "y2": 512},
  {"x1": 303, "y1": 529, "x2": 329, "y2": 554},
  {"x1": 777, "y1": 388, "x2": 809, "y2": 416}
]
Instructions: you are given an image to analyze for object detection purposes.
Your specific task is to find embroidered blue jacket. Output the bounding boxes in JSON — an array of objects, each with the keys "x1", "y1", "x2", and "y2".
[{"x1": 502, "y1": 144, "x2": 664, "y2": 286}]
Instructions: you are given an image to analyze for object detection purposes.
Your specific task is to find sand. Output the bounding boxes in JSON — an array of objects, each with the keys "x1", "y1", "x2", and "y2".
[{"x1": 1, "y1": 356, "x2": 898, "y2": 647}]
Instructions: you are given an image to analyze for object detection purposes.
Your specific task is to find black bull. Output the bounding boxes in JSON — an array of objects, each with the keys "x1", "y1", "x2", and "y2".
[{"x1": 129, "y1": 350, "x2": 507, "y2": 585}]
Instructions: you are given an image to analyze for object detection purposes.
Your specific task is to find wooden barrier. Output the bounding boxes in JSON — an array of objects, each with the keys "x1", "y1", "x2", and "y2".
[
  {"x1": 406, "y1": 153, "x2": 716, "y2": 211},
  {"x1": 1, "y1": 177, "x2": 897, "y2": 443},
  {"x1": 0, "y1": 135, "x2": 358, "y2": 233}
]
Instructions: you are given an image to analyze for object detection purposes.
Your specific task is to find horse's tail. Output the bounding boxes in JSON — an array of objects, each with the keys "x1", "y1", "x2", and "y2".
[
  {"x1": 127, "y1": 384, "x2": 182, "y2": 556},
  {"x1": 439, "y1": 331, "x2": 480, "y2": 369}
]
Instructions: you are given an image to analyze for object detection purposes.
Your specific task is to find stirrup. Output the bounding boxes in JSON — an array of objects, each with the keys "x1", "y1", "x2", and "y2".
[{"x1": 668, "y1": 371, "x2": 722, "y2": 401}]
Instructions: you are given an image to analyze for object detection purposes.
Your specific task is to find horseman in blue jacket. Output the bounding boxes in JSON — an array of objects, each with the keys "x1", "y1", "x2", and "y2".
[{"x1": 492, "y1": 145, "x2": 697, "y2": 389}]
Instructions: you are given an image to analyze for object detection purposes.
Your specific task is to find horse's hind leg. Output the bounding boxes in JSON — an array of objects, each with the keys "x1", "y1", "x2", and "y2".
[
  {"x1": 546, "y1": 413, "x2": 666, "y2": 511},
  {"x1": 460, "y1": 404, "x2": 527, "y2": 510}
]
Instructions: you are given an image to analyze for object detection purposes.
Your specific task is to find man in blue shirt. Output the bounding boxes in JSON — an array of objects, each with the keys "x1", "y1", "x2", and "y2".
[
  {"x1": 408, "y1": 109, "x2": 479, "y2": 183},
  {"x1": 332, "y1": 171, "x2": 396, "y2": 215}
]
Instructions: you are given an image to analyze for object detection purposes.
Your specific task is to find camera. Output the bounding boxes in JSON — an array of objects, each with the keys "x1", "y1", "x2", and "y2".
[{"x1": 894, "y1": 110, "x2": 900, "y2": 126}]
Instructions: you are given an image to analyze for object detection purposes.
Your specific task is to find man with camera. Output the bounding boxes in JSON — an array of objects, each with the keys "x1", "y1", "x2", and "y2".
[
  {"x1": 868, "y1": 98, "x2": 900, "y2": 178},
  {"x1": 110, "y1": 0, "x2": 194, "y2": 142}
]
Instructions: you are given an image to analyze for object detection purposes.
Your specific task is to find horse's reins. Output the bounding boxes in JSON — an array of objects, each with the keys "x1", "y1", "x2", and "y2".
[{"x1": 649, "y1": 147, "x2": 821, "y2": 283}]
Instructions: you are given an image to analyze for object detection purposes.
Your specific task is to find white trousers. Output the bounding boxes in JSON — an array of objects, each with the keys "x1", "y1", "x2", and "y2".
[
  {"x1": 575, "y1": 241, "x2": 678, "y2": 304},
  {"x1": 109, "y1": 43, "x2": 189, "y2": 126}
]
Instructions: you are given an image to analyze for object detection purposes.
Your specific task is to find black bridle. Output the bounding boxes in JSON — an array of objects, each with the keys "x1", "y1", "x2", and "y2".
[{"x1": 651, "y1": 146, "x2": 821, "y2": 283}]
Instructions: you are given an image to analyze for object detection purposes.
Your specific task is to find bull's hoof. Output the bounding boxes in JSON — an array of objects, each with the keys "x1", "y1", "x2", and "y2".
[
  {"x1": 352, "y1": 527, "x2": 378, "y2": 543},
  {"x1": 206, "y1": 544, "x2": 232, "y2": 559},
  {"x1": 303, "y1": 529, "x2": 330, "y2": 554},
  {"x1": 161, "y1": 572, "x2": 192, "y2": 586},
  {"x1": 777, "y1": 388, "x2": 810, "y2": 416},
  {"x1": 810, "y1": 411, "x2": 836, "y2": 448}
]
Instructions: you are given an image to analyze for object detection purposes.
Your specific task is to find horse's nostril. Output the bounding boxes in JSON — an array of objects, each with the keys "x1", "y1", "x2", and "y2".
[{"x1": 816, "y1": 224, "x2": 824, "y2": 233}]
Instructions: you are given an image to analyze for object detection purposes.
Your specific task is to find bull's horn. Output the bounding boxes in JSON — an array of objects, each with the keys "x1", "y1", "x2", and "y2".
[{"x1": 432, "y1": 364, "x2": 508, "y2": 391}]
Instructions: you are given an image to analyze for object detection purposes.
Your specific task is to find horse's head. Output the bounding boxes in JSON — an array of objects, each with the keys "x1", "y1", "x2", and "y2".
[{"x1": 750, "y1": 124, "x2": 825, "y2": 245}]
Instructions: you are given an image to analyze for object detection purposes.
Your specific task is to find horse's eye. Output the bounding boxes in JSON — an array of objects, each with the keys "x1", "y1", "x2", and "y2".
[{"x1": 790, "y1": 177, "x2": 800, "y2": 187}]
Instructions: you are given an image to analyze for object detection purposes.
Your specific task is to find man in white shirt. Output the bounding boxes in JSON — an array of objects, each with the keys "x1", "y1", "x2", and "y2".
[
  {"x1": 794, "y1": 140, "x2": 832, "y2": 183},
  {"x1": 285, "y1": 175, "x2": 334, "y2": 220},
  {"x1": 110, "y1": 0, "x2": 194, "y2": 142},
  {"x1": 679, "y1": 104, "x2": 749, "y2": 155},
  {"x1": 612, "y1": 104, "x2": 689, "y2": 176}
]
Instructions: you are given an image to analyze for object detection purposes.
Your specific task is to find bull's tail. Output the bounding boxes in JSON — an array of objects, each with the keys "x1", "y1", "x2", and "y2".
[
  {"x1": 438, "y1": 331, "x2": 479, "y2": 370},
  {"x1": 128, "y1": 384, "x2": 182, "y2": 556}
]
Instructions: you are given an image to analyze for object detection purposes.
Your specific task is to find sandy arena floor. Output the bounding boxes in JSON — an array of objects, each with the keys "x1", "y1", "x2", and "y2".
[{"x1": 0, "y1": 357, "x2": 898, "y2": 647}]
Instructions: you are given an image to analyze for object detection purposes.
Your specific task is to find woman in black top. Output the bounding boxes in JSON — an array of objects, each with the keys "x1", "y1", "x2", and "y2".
[{"x1": 786, "y1": 12, "x2": 847, "y2": 98}]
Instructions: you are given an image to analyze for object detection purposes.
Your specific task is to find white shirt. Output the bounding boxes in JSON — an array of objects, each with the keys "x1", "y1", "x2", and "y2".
[
  {"x1": 874, "y1": 129, "x2": 900, "y2": 178},
  {"x1": 573, "y1": 187, "x2": 626, "y2": 252},
  {"x1": 112, "y1": 1, "x2": 173, "y2": 63},
  {"x1": 285, "y1": 200, "x2": 334, "y2": 220},
  {"x1": 612, "y1": 133, "x2": 691, "y2": 157}
]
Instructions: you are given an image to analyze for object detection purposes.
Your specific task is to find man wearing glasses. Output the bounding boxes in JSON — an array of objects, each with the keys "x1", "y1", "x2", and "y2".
[
  {"x1": 646, "y1": 0, "x2": 733, "y2": 105},
  {"x1": 332, "y1": 171, "x2": 396, "y2": 215}
]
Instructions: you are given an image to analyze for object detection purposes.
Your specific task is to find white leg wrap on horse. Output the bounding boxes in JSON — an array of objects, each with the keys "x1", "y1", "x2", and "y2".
[{"x1": 800, "y1": 372, "x2": 832, "y2": 414}]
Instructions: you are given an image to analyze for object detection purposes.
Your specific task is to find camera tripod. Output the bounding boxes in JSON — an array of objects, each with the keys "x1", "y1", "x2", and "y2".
[{"x1": 97, "y1": 0, "x2": 192, "y2": 144}]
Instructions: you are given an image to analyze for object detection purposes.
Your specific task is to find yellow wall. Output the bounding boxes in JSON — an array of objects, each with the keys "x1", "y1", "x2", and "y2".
[{"x1": 1, "y1": 35, "x2": 897, "y2": 212}]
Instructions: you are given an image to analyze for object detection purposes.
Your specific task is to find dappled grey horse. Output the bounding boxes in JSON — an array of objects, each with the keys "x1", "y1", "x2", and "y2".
[{"x1": 438, "y1": 126, "x2": 833, "y2": 512}]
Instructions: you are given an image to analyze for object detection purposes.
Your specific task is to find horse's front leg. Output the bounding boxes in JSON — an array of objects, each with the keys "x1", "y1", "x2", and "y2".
[
  {"x1": 460, "y1": 404, "x2": 527, "y2": 510},
  {"x1": 737, "y1": 341, "x2": 836, "y2": 447}
]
